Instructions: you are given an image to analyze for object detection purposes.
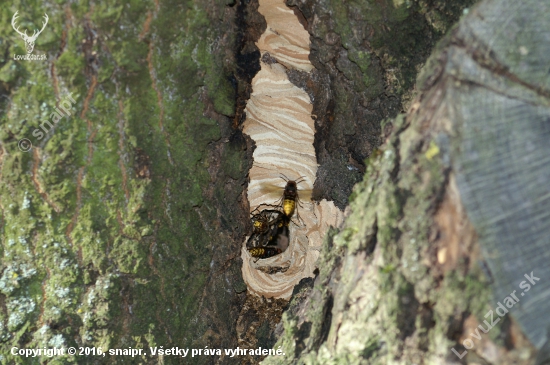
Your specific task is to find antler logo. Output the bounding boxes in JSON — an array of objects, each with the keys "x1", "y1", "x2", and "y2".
[{"x1": 11, "y1": 11, "x2": 49, "y2": 54}]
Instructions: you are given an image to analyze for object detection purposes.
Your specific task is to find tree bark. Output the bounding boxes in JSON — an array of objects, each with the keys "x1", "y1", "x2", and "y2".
[
  {"x1": 1, "y1": 1, "x2": 248, "y2": 364},
  {"x1": 1, "y1": 0, "x2": 547, "y2": 364},
  {"x1": 263, "y1": 0, "x2": 550, "y2": 364}
]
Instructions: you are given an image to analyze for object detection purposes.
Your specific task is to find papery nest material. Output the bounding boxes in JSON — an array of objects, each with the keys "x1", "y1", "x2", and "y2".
[{"x1": 242, "y1": 0, "x2": 343, "y2": 299}]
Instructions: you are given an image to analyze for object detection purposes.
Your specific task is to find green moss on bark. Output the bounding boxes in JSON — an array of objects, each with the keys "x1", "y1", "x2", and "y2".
[
  {"x1": 263, "y1": 105, "x2": 492, "y2": 365},
  {"x1": 0, "y1": 0, "x2": 243, "y2": 363}
]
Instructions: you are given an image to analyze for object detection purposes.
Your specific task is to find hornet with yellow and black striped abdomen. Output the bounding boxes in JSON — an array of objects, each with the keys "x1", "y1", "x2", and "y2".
[
  {"x1": 246, "y1": 207, "x2": 290, "y2": 261},
  {"x1": 246, "y1": 208, "x2": 286, "y2": 249},
  {"x1": 248, "y1": 247, "x2": 282, "y2": 261},
  {"x1": 279, "y1": 174, "x2": 306, "y2": 224},
  {"x1": 246, "y1": 175, "x2": 308, "y2": 261}
]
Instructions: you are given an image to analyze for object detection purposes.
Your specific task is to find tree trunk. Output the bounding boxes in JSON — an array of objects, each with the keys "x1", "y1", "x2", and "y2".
[
  {"x1": 1, "y1": 1, "x2": 248, "y2": 364},
  {"x1": 1, "y1": 0, "x2": 547, "y2": 364},
  {"x1": 263, "y1": 0, "x2": 550, "y2": 364}
]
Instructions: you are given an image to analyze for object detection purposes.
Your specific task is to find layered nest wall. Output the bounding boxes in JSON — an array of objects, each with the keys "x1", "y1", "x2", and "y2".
[{"x1": 241, "y1": 0, "x2": 343, "y2": 299}]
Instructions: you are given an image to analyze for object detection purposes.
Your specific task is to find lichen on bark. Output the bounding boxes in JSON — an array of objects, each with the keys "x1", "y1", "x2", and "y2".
[
  {"x1": 1, "y1": 0, "x2": 249, "y2": 364},
  {"x1": 2, "y1": 0, "x2": 547, "y2": 364},
  {"x1": 263, "y1": 0, "x2": 549, "y2": 364},
  {"x1": 285, "y1": 0, "x2": 477, "y2": 210}
]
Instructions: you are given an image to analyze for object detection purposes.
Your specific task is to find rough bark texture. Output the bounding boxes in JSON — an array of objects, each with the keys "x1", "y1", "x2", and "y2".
[
  {"x1": 1, "y1": 1, "x2": 249, "y2": 364},
  {"x1": 287, "y1": 0, "x2": 477, "y2": 209},
  {"x1": 236, "y1": 0, "x2": 478, "y2": 361},
  {"x1": 1, "y1": 0, "x2": 546, "y2": 364},
  {"x1": 263, "y1": 0, "x2": 549, "y2": 364}
]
